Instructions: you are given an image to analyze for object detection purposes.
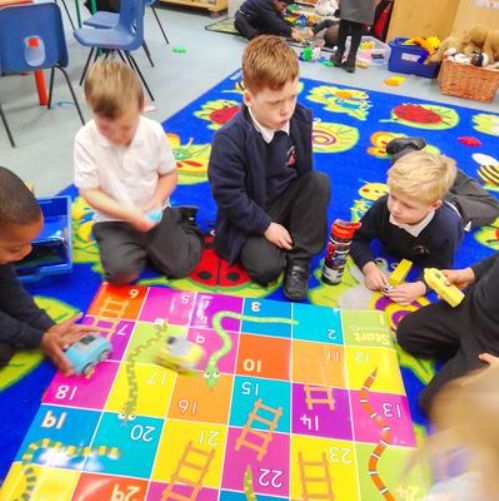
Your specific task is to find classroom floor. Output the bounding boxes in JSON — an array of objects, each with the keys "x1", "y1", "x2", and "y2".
[{"x1": 1, "y1": 2, "x2": 497, "y2": 196}]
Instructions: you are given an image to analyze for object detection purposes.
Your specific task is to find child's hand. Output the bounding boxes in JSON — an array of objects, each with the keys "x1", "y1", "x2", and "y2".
[
  {"x1": 129, "y1": 210, "x2": 157, "y2": 232},
  {"x1": 362, "y1": 261, "x2": 388, "y2": 291},
  {"x1": 264, "y1": 222, "x2": 293, "y2": 250},
  {"x1": 291, "y1": 29, "x2": 306, "y2": 42},
  {"x1": 442, "y1": 267, "x2": 475, "y2": 289},
  {"x1": 41, "y1": 314, "x2": 93, "y2": 375},
  {"x1": 385, "y1": 281, "x2": 426, "y2": 305},
  {"x1": 479, "y1": 353, "x2": 499, "y2": 366}
]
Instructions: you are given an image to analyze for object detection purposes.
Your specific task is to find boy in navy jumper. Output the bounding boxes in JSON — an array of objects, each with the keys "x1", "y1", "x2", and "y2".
[
  {"x1": 234, "y1": 0, "x2": 310, "y2": 41},
  {"x1": 350, "y1": 150, "x2": 464, "y2": 305},
  {"x1": 208, "y1": 35, "x2": 330, "y2": 301},
  {"x1": 0, "y1": 167, "x2": 89, "y2": 374}
]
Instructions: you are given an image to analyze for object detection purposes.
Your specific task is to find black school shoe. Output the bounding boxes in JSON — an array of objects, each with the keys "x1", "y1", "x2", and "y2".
[
  {"x1": 386, "y1": 137, "x2": 426, "y2": 157},
  {"x1": 283, "y1": 260, "x2": 310, "y2": 302},
  {"x1": 176, "y1": 205, "x2": 199, "y2": 225}
]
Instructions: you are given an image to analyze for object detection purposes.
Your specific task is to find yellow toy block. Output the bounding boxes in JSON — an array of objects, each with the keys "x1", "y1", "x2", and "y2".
[
  {"x1": 423, "y1": 268, "x2": 465, "y2": 308},
  {"x1": 388, "y1": 259, "x2": 413, "y2": 287}
]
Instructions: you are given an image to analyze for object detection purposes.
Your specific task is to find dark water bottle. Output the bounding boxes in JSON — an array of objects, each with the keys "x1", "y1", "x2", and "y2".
[{"x1": 322, "y1": 219, "x2": 361, "y2": 285}]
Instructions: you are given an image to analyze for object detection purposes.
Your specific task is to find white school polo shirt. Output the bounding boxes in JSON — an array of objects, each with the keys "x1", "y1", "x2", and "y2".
[{"x1": 74, "y1": 116, "x2": 176, "y2": 223}]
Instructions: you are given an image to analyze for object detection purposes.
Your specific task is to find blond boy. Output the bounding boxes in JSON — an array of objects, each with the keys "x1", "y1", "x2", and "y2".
[
  {"x1": 208, "y1": 35, "x2": 330, "y2": 301},
  {"x1": 350, "y1": 150, "x2": 464, "y2": 304},
  {"x1": 74, "y1": 61, "x2": 202, "y2": 285}
]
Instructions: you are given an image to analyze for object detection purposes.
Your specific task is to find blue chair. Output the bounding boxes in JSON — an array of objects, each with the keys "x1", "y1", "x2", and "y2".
[
  {"x1": 0, "y1": 3, "x2": 85, "y2": 147},
  {"x1": 74, "y1": 0, "x2": 154, "y2": 101},
  {"x1": 83, "y1": 0, "x2": 169, "y2": 46}
]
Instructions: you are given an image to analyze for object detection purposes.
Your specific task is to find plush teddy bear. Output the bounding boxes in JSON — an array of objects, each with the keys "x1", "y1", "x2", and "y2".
[
  {"x1": 427, "y1": 36, "x2": 463, "y2": 64},
  {"x1": 483, "y1": 29, "x2": 499, "y2": 66},
  {"x1": 462, "y1": 23, "x2": 489, "y2": 56}
]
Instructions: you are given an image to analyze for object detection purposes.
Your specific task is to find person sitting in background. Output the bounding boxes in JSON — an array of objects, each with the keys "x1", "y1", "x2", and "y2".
[{"x1": 234, "y1": 0, "x2": 310, "y2": 41}]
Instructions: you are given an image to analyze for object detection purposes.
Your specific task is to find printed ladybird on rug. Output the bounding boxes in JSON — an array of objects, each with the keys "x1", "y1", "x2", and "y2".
[
  {"x1": 194, "y1": 99, "x2": 241, "y2": 130},
  {"x1": 306, "y1": 85, "x2": 372, "y2": 121},
  {"x1": 166, "y1": 133, "x2": 211, "y2": 185},
  {"x1": 140, "y1": 234, "x2": 280, "y2": 298},
  {"x1": 382, "y1": 103, "x2": 459, "y2": 130}
]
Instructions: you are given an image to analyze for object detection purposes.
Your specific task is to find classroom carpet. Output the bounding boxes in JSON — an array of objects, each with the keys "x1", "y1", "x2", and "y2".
[{"x1": 0, "y1": 69, "x2": 497, "y2": 481}]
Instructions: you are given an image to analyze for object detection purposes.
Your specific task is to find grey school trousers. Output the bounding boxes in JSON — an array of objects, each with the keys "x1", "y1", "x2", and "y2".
[{"x1": 93, "y1": 207, "x2": 202, "y2": 285}]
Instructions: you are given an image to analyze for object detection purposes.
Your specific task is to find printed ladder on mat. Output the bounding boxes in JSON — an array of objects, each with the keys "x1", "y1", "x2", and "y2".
[{"x1": 0, "y1": 284, "x2": 428, "y2": 501}]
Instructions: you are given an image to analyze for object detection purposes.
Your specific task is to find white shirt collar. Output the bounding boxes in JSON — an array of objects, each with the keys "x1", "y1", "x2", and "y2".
[
  {"x1": 95, "y1": 116, "x2": 146, "y2": 148},
  {"x1": 389, "y1": 210, "x2": 435, "y2": 237},
  {"x1": 248, "y1": 107, "x2": 290, "y2": 144}
]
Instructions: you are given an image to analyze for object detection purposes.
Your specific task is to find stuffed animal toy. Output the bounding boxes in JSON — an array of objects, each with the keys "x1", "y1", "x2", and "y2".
[
  {"x1": 427, "y1": 36, "x2": 463, "y2": 64},
  {"x1": 483, "y1": 29, "x2": 499, "y2": 66},
  {"x1": 462, "y1": 24, "x2": 489, "y2": 56},
  {"x1": 314, "y1": 0, "x2": 338, "y2": 17}
]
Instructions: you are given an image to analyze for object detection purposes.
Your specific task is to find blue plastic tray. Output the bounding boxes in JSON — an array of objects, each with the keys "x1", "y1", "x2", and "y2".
[
  {"x1": 388, "y1": 37, "x2": 440, "y2": 78},
  {"x1": 15, "y1": 195, "x2": 72, "y2": 283}
]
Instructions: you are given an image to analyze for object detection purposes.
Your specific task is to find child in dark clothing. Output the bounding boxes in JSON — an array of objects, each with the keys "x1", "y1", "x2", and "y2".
[
  {"x1": 332, "y1": 0, "x2": 378, "y2": 72},
  {"x1": 350, "y1": 150, "x2": 463, "y2": 305},
  {"x1": 234, "y1": 0, "x2": 309, "y2": 41},
  {"x1": 397, "y1": 251, "x2": 499, "y2": 415},
  {"x1": 0, "y1": 167, "x2": 89, "y2": 374},
  {"x1": 208, "y1": 35, "x2": 330, "y2": 301}
]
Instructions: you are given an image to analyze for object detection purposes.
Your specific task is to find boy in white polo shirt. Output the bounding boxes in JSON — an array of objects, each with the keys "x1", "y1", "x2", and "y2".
[{"x1": 74, "y1": 61, "x2": 203, "y2": 284}]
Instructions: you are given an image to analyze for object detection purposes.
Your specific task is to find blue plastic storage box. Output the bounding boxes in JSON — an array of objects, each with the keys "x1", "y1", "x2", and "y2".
[
  {"x1": 388, "y1": 37, "x2": 440, "y2": 78},
  {"x1": 15, "y1": 195, "x2": 72, "y2": 283}
]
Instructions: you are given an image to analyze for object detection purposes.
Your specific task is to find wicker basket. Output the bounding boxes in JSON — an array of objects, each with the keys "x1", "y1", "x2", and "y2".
[{"x1": 438, "y1": 58, "x2": 499, "y2": 103}]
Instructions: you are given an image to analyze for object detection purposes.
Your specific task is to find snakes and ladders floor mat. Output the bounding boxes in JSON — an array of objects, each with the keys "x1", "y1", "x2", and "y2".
[
  {"x1": 1, "y1": 283, "x2": 428, "y2": 500},
  {"x1": 0, "y1": 69, "x2": 497, "y2": 488}
]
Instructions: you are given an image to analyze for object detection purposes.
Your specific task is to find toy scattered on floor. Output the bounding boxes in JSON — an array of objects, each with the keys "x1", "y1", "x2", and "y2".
[
  {"x1": 322, "y1": 220, "x2": 361, "y2": 285},
  {"x1": 172, "y1": 46, "x2": 186, "y2": 54},
  {"x1": 2, "y1": 283, "x2": 424, "y2": 499},
  {"x1": 64, "y1": 333, "x2": 112, "y2": 376},
  {"x1": 299, "y1": 43, "x2": 322, "y2": 62},
  {"x1": 157, "y1": 332, "x2": 205, "y2": 374},
  {"x1": 424, "y1": 268, "x2": 465, "y2": 308},
  {"x1": 403, "y1": 36, "x2": 441, "y2": 63},
  {"x1": 388, "y1": 259, "x2": 413, "y2": 288},
  {"x1": 383, "y1": 75, "x2": 406, "y2": 86}
]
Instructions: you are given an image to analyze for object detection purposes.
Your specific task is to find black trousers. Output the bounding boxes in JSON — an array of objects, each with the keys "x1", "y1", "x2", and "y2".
[
  {"x1": 397, "y1": 293, "x2": 498, "y2": 414},
  {"x1": 240, "y1": 171, "x2": 330, "y2": 285},
  {"x1": 234, "y1": 11, "x2": 260, "y2": 40},
  {"x1": 93, "y1": 207, "x2": 203, "y2": 285},
  {"x1": 336, "y1": 19, "x2": 364, "y2": 63}
]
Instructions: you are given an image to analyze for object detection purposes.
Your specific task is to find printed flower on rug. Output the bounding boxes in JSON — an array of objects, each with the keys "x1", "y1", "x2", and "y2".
[
  {"x1": 382, "y1": 103, "x2": 459, "y2": 130},
  {"x1": 72, "y1": 197, "x2": 103, "y2": 275},
  {"x1": 472, "y1": 113, "x2": 499, "y2": 137},
  {"x1": 350, "y1": 180, "x2": 389, "y2": 222},
  {"x1": 312, "y1": 121, "x2": 359, "y2": 153},
  {"x1": 167, "y1": 133, "x2": 211, "y2": 185},
  {"x1": 306, "y1": 86, "x2": 372, "y2": 121},
  {"x1": 0, "y1": 297, "x2": 79, "y2": 391},
  {"x1": 367, "y1": 131, "x2": 440, "y2": 159},
  {"x1": 474, "y1": 219, "x2": 499, "y2": 251},
  {"x1": 194, "y1": 99, "x2": 241, "y2": 130},
  {"x1": 140, "y1": 234, "x2": 279, "y2": 298}
]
